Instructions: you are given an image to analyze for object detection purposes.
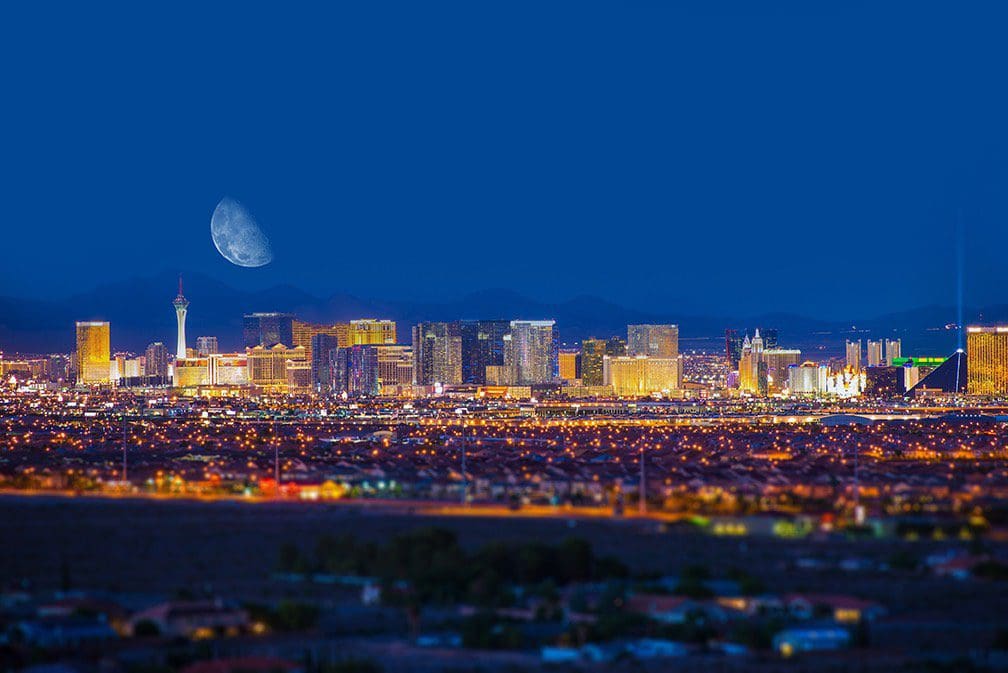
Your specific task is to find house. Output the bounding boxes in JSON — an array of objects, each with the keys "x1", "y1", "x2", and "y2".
[
  {"x1": 580, "y1": 642, "x2": 625, "y2": 663},
  {"x1": 13, "y1": 616, "x2": 118, "y2": 648},
  {"x1": 932, "y1": 554, "x2": 984, "y2": 580},
  {"x1": 416, "y1": 632, "x2": 462, "y2": 648},
  {"x1": 773, "y1": 627, "x2": 851, "y2": 657},
  {"x1": 784, "y1": 594, "x2": 886, "y2": 623},
  {"x1": 540, "y1": 646, "x2": 581, "y2": 663},
  {"x1": 361, "y1": 582, "x2": 381, "y2": 606},
  {"x1": 625, "y1": 594, "x2": 728, "y2": 624},
  {"x1": 128, "y1": 599, "x2": 249, "y2": 638},
  {"x1": 625, "y1": 638, "x2": 688, "y2": 659},
  {"x1": 36, "y1": 596, "x2": 130, "y2": 634}
]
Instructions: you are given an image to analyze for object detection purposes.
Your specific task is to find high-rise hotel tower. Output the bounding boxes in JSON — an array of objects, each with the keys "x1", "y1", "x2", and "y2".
[
  {"x1": 967, "y1": 326, "x2": 1008, "y2": 396},
  {"x1": 75, "y1": 321, "x2": 111, "y2": 385}
]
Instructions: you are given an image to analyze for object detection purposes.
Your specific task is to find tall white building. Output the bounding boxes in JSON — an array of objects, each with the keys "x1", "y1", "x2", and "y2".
[
  {"x1": 788, "y1": 362, "x2": 828, "y2": 395},
  {"x1": 885, "y1": 338, "x2": 901, "y2": 366},
  {"x1": 845, "y1": 340, "x2": 862, "y2": 372},
  {"x1": 867, "y1": 340, "x2": 883, "y2": 367},
  {"x1": 173, "y1": 276, "x2": 189, "y2": 360}
]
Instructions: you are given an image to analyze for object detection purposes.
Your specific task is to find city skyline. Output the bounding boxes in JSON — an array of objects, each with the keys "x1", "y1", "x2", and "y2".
[
  {"x1": 0, "y1": 268, "x2": 986, "y2": 355},
  {"x1": 7, "y1": 273, "x2": 999, "y2": 399}
]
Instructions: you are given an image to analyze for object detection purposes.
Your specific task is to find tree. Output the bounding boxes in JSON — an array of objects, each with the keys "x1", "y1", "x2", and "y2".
[
  {"x1": 277, "y1": 542, "x2": 309, "y2": 575},
  {"x1": 132, "y1": 619, "x2": 161, "y2": 637}
]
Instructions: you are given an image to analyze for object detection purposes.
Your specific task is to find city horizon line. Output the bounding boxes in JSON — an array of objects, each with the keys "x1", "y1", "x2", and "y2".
[{"x1": 0, "y1": 267, "x2": 993, "y2": 328}]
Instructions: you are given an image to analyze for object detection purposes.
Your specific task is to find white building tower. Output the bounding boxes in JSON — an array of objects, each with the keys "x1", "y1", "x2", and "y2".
[{"x1": 173, "y1": 275, "x2": 189, "y2": 360}]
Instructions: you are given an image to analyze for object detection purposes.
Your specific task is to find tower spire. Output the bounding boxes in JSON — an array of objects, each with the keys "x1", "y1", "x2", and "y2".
[{"x1": 173, "y1": 274, "x2": 189, "y2": 360}]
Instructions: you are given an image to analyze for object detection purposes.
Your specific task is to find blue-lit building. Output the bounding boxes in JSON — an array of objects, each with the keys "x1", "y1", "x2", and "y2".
[
  {"x1": 310, "y1": 333, "x2": 342, "y2": 391},
  {"x1": 460, "y1": 319, "x2": 509, "y2": 384},
  {"x1": 243, "y1": 312, "x2": 294, "y2": 349}
]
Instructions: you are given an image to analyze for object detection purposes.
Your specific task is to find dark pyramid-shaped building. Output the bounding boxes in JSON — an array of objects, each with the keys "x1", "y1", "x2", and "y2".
[{"x1": 906, "y1": 350, "x2": 967, "y2": 395}]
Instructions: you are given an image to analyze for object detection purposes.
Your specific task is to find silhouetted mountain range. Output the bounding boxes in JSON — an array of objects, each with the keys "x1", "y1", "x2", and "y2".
[{"x1": 0, "y1": 270, "x2": 991, "y2": 356}]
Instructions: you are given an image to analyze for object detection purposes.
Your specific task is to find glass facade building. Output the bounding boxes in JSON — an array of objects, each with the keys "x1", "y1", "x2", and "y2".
[{"x1": 243, "y1": 313, "x2": 295, "y2": 349}]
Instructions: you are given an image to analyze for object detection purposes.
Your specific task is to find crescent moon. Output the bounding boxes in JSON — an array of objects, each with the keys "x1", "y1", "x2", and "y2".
[{"x1": 210, "y1": 197, "x2": 273, "y2": 268}]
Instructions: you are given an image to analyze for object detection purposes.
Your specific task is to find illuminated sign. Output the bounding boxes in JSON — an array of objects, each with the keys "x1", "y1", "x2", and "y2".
[{"x1": 891, "y1": 357, "x2": 945, "y2": 367}]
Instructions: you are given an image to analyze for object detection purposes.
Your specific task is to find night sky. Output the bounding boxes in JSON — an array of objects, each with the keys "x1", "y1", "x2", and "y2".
[{"x1": 1, "y1": 2, "x2": 1006, "y2": 319}]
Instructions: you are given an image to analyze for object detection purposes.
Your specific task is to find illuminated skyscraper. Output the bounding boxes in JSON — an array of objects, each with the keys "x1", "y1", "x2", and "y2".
[
  {"x1": 460, "y1": 319, "x2": 509, "y2": 384},
  {"x1": 75, "y1": 321, "x2": 111, "y2": 385},
  {"x1": 725, "y1": 329, "x2": 743, "y2": 369},
  {"x1": 350, "y1": 319, "x2": 397, "y2": 345},
  {"x1": 144, "y1": 342, "x2": 170, "y2": 379},
  {"x1": 346, "y1": 345, "x2": 381, "y2": 395},
  {"x1": 173, "y1": 276, "x2": 189, "y2": 360},
  {"x1": 412, "y1": 321, "x2": 463, "y2": 385},
  {"x1": 246, "y1": 344, "x2": 308, "y2": 394},
  {"x1": 504, "y1": 320, "x2": 558, "y2": 385},
  {"x1": 864, "y1": 365, "x2": 904, "y2": 397},
  {"x1": 603, "y1": 355, "x2": 680, "y2": 397},
  {"x1": 867, "y1": 340, "x2": 882, "y2": 367},
  {"x1": 627, "y1": 324, "x2": 679, "y2": 359},
  {"x1": 375, "y1": 345, "x2": 413, "y2": 391},
  {"x1": 967, "y1": 326, "x2": 1008, "y2": 395},
  {"x1": 762, "y1": 349, "x2": 801, "y2": 393},
  {"x1": 846, "y1": 340, "x2": 862, "y2": 372},
  {"x1": 558, "y1": 349, "x2": 580, "y2": 381},
  {"x1": 737, "y1": 332, "x2": 761, "y2": 394},
  {"x1": 310, "y1": 333, "x2": 343, "y2": 391},
  {"x1": 580, "y1": 338, "x2": 607, "y2": 386},
  {"x1": 788, "y1": 362, "x2": 827, "y2": 395},
  {"x1": 738, "y1": 330, "x2": 799, "y2": 395},
  {"x1": 885, "y1": 338, "x2": 901, "y2": 366},
  {"x1": 195, "y1": 336, "x2": 219, "y2": 357},
  {"x1": 332, "y1": 344, "x2": 414, "y2": 396},
  {"x1": 293, "y1": 320, "x2": 350, "y2": 365},
  {"x1": 606, "y1": 336, "x2": 626, "y2": 357}
]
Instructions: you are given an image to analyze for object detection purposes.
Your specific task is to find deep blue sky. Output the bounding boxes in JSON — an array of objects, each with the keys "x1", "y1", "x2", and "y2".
[{"x1": 1, "y1": 2, "x2": 1005, "y2": 319}]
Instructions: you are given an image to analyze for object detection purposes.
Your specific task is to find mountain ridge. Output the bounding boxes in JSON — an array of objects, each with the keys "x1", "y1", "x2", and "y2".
[{"x1": 0, "y1": 270, "x2": 984, "y2": 355}]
